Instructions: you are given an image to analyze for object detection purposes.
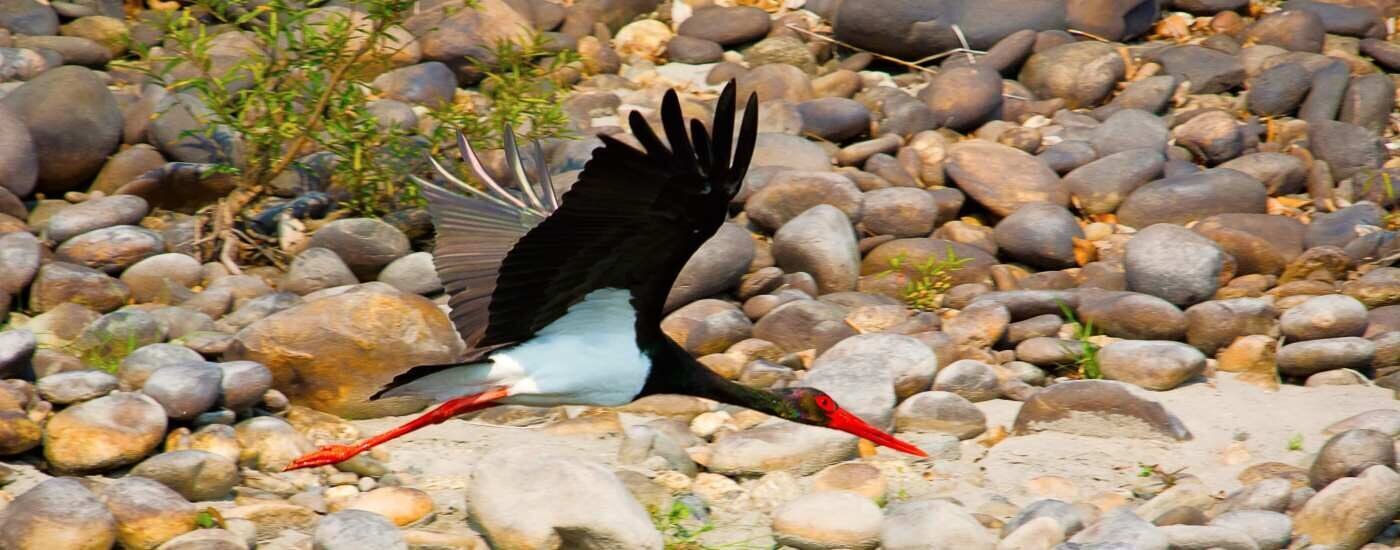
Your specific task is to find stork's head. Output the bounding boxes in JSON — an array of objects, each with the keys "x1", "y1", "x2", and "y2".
[{"x1": 768, "y1": 387, "x2": 927, "y2": 457}]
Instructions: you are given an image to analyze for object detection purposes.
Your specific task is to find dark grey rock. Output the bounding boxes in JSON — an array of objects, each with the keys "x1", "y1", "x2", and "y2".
[
  {"x1": 36, "y1": 369, "x2": 117, "y2": 404},
  {"x1": 117, "y1": 342, "x2": 204, "y2": 390},
  {"x1": 0, "y1": 66, "x2": 121, "y2": 194},
  {"x1": 1246, "y1": 9, "x2": 1325, "y2": 53},
  {"x1": 1089, "y1": 109, "x2": 1168, "y2": 157},
  {"x1": 280, "y1": 247, "x2": 358, "y2": 295},
  {"x1": 1117, "y1": 168, "x2": 1267, "y2": 228},
  {"x1": 1077, "y1": 290, "x2": 1188, "y2": 341},
  {"x1": 1019, "y1": 41, "x2": 1126, "y2": 109},
  {"x1": 745, "y1": 171, "x2": 861, "y2": 231},
  {"x1": 142, "y1": 361, "x2": 223, "y2": 420},
  {"x1": 1246, "y1": 62, "x2": 1311, "y2": 117},
  {"x1": 797, "y1": 97, "x2": 870, "y2": 142},
  {"x1": 1276, "y1": 337, "x2": 1376, "y2": 377},
  {"x1": 307, "y1": 218, "x2": 411, "y2": 279},
  {"x1": 1172, "y1": 110, "x2": 1243, "y2": 166},
  {"x1": 314, "y1": 510, "x2": 407, "y2": 550},
  {"x1": 1149, "y1": 44, "x2": 1244, "y2": 94},
  {"x1": 0, "y1": 104, "x2": 37, "y2": 198},
  {"x1": 1039, "y1": 140, "x2": 1099, "y2": 174},
  {"x1": 665, "y1": 35, "x2": 722, "y2": 64},
  {"x1": 918, "y1": 64, "x2": 1003, "y2": 131},
  {"x1": 1339, "y1": 73, "x2": 1395, "y2": 135},
  {"x1": 1098, "y1": 340, "x2": 1206, "y2": 390},
  {"x1": 666, "y1": 223, "x2": 754, "y2": 311},
  {"x1": 1283, "y1": 0, "x2": 1385, "y2": 38},
  {"x1": 0, "y1": 0, "x2": 58, "y2": 36},
  {"x1": 1217, "y1": 153, "x2": 1307, "y2": 195},
  {"x1": 371, "y1": 61, "x2": 456, "y2": 107},
  {"x1": 1360, "y1": 38, "x2": 1400, "y2": 72},
  {"x1": 993, "y1": 203, "x2": 1083, "y2": 269},
  {"x1": 677, "y1": 6, "x2": 769, "y2": 46},
  {"x1": 129, "y1": 449, "x2": 239, "y2": 501},
  {"x1": 860, "y1": 187, "x2": 937, "y2": 238},
  {"x1": 1062, "y1": 148, "x2": 1166, "y2": 216},
  {"x1": 1307, "y1": 201, "x2": 1384, "y2": 250},
  {"x1": 1110, "y1": 75, "x2": 1179, "y2": 114},
  {"x1": 1298, "y1": 60, "x2": 1349, "y2": 124},
  {"x1": 1124, "y1": 224, "x2": 1225, "y2": 307},
  {"x1": 1309, "y1": 429, "x2": 1396, "y2": 490},
  {"x1": 0, "y1": 231, "x2": 40, "y2": 296},
  {"x1": 945, "y1": 141, "x2": 1067, "y2": 217},
  {"x1": 772, "y1": 205, "x2": 859, "y2": 294}
]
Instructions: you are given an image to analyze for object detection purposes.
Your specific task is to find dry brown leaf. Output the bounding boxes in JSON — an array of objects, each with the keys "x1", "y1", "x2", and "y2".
[
  {"x1": 1275, "y1": 196, "x2": 1312, "y2": 209},
  {"x1": 977, "y1": 425, "x2": 1009, "y2": 448},
  {"x1": 1073, "y1": 236, "x2": 1097, "y2": 266},
  {"x1": 1221, "y1": 441, "x2": 1251, "y2": 465},
  {"x1": 1155, "y1": 15, "x2": 1191, "y2": 42},
  {"x1": 858, "y1": 438, "x2": 878, "y2": 458}
]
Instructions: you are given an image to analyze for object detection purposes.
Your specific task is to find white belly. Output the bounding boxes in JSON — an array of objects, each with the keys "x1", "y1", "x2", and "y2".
[{"x1": 490, "y1": 288, "x2": 652, "y2": 407}]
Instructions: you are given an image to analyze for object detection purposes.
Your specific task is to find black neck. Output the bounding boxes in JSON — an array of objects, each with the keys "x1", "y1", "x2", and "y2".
[{"x1": 639, "y1": 336, "x2": 781, "y2": 414}]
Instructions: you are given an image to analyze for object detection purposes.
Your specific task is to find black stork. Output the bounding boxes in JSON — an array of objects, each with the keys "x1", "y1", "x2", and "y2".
[{"x1": 285, "y1": 81, "x2": 926, "y2": 471}]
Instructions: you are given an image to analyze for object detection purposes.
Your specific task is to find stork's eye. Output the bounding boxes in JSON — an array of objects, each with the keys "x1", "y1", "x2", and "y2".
[{"x1": 814, "y1": 395, "x2": 836, "y2": 412}]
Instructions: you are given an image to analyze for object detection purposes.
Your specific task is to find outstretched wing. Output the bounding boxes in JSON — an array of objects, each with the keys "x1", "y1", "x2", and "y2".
[
  {"x1": 410, "y1": 126, "x2": 559, "y2": 360},
  {"x1": 477, "y1": 81, "x2": 759, "y2": 349},
  {"x1": 375, "y1": 81, "x2": 757, "y2": 398}
]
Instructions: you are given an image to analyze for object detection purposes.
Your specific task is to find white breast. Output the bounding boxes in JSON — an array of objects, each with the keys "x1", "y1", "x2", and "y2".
[{"x1": 490, "y1": 288, "x2": 653, "y2": 407}]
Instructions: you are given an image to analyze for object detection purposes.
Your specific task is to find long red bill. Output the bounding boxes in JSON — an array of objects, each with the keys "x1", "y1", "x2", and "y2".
[{"x1": 826, "y1": 408, "x2": 927, "y2": 457}]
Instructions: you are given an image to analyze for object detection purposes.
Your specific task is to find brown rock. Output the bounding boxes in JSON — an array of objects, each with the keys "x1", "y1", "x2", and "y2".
[
  {"x1": 0, "y1": 478, "x2": 117, "y2": 550},
  {"x1": 345, "y1": 487, "x2": 435, "y2": 526},
  {"x1": 1309, "y1": 429, "x2": 1396, "y2": 490},
  {"x1": 1292, "y1": 465, "x2": 1400, "y2": 550},
  {"x1": 945, "y1": 141, "x2": 1068, "y2": 217},
  {"x1": 99, "y1": 476, "x2": 197, "y2": 550},
  {"x1": 43, "y1": 392, "x2": 167, "y2": 473},
  {"x1": 29, "y1": 261, "x2": 131, "y2": 313},
  {"x1": 0, "y1": 410, "x2": 40, "y2": 455},
  {"x1": 225, "y1": 285, "x2": 463, "y2": 417},
  {"x1": 1216, "y1": 335, "x2": 1280, "y2": 391},
  {"x1": 1012, "y1": 380, "x2": 1192, "y2": 441}
]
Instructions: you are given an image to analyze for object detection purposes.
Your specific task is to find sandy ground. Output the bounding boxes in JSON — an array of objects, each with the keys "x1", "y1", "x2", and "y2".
[
  {"x1": 0, "y1": 373, "x2": 1390, "y2": 548},
  {"x1": 353, "y1": 372, "x2": 1396, "y2": 547}
]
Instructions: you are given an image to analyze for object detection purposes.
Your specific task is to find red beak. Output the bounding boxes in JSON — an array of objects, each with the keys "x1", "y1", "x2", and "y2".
[{"x1": 825, "y1": 408, "x2": 927, "y2": 457}]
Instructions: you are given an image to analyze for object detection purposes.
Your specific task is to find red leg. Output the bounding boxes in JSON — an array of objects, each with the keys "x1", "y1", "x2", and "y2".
[{"x1": 284, "y1": 386, "x2": 510, "y2": 471}]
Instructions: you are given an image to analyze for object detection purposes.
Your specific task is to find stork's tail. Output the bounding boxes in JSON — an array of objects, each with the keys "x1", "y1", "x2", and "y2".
[{"x1": 369, "y1": 360, "x2": 499, "y2": 401}]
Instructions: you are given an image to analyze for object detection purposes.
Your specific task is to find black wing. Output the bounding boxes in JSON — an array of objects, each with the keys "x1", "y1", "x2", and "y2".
[
  {"x1": 398, "y1": 81, "x2": 756, "y2": 370},
  {"x1": 409, "y1": 127, "x2": 558, "y2": 361},
  {"x1": 479, "y1": 81, "x2": 758, "y2": 348}
]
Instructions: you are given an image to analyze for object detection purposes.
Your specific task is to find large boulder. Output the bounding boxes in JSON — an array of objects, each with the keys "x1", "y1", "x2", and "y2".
[
  {"x1": 832, "y1": 0, "x2": 1155, "y2": 61},
  {"x1": 225, "y1": 284, "x2": 464, "y2": 418},
  {"x1": 0, "y1": 66, "x2": 121, "y2": 194},
  {"x1": 465, "y1": 448, "x2": 662, "y2": 549}
]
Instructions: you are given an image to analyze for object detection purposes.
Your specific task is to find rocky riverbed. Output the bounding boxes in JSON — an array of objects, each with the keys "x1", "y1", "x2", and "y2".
[{"x1": 2, "y1": 0, "x2": 1400, "y2": 549}]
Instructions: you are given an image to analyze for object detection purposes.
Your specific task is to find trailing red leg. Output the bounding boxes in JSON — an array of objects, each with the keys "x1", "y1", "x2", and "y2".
[{"x1": 283, "y1": 386, "x2": 510, "y2": 471}]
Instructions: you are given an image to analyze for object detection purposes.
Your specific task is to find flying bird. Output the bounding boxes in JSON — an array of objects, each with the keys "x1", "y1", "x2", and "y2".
[{"x1": 285, "y1": 81, "x2": 925, "y2": 471}]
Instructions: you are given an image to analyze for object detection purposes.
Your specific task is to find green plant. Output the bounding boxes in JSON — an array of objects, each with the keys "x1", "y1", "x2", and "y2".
[
  {"x1": 1287, "y1": 433, "x2": 1304, "y2": 451},
  {"x1": 116, "y1": 0, "x2": 574, "y2": 223},
  {"x1": 71, "y1": 331, "x2": 142, "y2": 374},
  {"x1": 883, "y1": 246, "x2": 972, "y2": 311},
  {"x1": 1135, "y1": 463, "x2": 1188, "y2": 490},
  {"x1": 1058, "y1": 301, "x2": 1102, "y2": 380},
  {"x1": 427, "y1": 34, "x2": 577, "y2": 153},
  {"x1": 195, "y1": 507, "x2": 226, "y2": 529},
  {"x1": 652, "y1": 501, "x2": 716, "y2": 550}
]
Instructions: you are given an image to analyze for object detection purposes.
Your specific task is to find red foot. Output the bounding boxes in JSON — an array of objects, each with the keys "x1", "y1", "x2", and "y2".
[
  {"x1": 284, "y1": 443, "x2": 363, "y2": 471},
  {"x1": 282, "y1": 387, "x2": 510, "y2": 473}
]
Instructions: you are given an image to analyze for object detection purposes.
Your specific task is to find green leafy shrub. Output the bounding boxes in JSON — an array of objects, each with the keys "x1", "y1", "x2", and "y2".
[
  {"x1": 883, "y1": 247, "x2": 973, "y2": 311},
  {"x1": 117, "y1": 0, "x2": 574, "y2": 217}
]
